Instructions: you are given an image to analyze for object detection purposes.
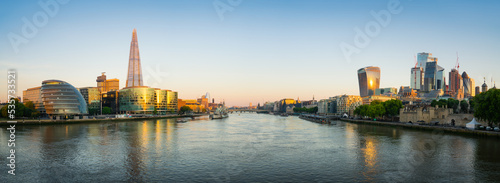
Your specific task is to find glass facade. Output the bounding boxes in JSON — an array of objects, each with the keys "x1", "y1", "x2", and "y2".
[
  {"x1": 119, "y1": 87, "x2": 155, "y2": 113},
  {"x1": 41, "y1": 80, "x2": 88, "y2": 115},
  {"x1": 23, "y1": 86, "x2": 45, "y2": 113},
  {"x1": 126, "y1": 29, "x2": 143, "y2": 87},
  {"x1": 424, "y1": 61, "x2": 437, "y2": 92},
  {"x1": 166, "y1": 90, "x2": 178, "y2": 113},
  {"x1": 410, "y1": 67, "x2": 423, "y2": 90},
  {"x1": 79, "y1": 87, "x2": 100, "y2": 110},
  {"x1": 357, "y1": 66, "x2": 380, "y2": 97}
]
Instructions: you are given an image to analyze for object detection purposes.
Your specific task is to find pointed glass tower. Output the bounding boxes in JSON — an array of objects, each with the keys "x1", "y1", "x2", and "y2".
[{"x1": 126, "y1": 28, "x2": 143, "y2": 87}]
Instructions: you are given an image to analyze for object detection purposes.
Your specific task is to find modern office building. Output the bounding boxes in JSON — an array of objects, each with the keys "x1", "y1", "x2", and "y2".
[
  {"x1": 96, "y1": 72, "x2": 119, "y2": 94},
  {"x1": 417, "y1": 52, "x2": 434, "y2": 73},
  {"x1": 317, "y1": 97, "x2": 337, "y2": 115},
  {"x1": 119, "y1": 86, "x2": 155, "y2": 113},
  {"x1": 449, "y1": 69, "x2": 463, "y2": 96},
  {"x1": 166, "y1": 90, "x2": 178, "y2": 113},
  {"x1": 461, "y1": 72, "x2": 475, "y2": 97},
  {"x1": 436, "y1": 65, "x2": 445, "y2": 90},
  {"x1": 423, "y1": 60, "x2": 437, "y2": 92},
  {"x1": 79, "y1": 87, "x2": 100, "y2": 112},
  {"x1": 41, "y1": 80, "x2": 88, "y2": 116},
  {"x1": 102, "y1": 90, "x2": 119, "y2": 114},
  {"x1": 410, "y1": 67, "x2": 423, "y2": 90},
  {"x1": 357, "y1": 66, "x2": 380, "y2": 97},
  {"x1": 22, "y1": 86, "x2": 45, "y2": 113}
]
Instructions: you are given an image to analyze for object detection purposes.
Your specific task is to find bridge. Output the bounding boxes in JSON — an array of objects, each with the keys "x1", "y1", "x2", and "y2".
[{"x1": 227, "y1": 109, "x2": 270, "y2": 113}]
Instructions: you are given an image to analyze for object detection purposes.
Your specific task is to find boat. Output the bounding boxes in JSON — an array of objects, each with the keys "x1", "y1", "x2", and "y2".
[
  {"x1": 279, "y1": 113, "x2": 289, "y2": 117},
  {"x1": 176, "y1": 118, "x2": 188, "y2": 123},
  {"x1": 210, "y1": 106, "x2": 228, "y2": 120}
]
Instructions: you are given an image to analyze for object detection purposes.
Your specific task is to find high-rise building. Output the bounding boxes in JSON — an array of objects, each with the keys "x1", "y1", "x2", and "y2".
[
  {"x1": 436, "y1": 65, "x2": 445, "y2": 90},
  {"x1": 475, "y1": 86, "x2": 480, "y2": 95},
  {"x1": 126, "y1": 28, "x2": 143, "y2": 87},
  {"x1": 461, "y1": 72, "x2": 475, "y2": 97},
  {"x1": 357, "y1": 66, "x2": 380, "y2": 97},
  {"x1": 96, "y1": 72, "x2": 119, "y2": 94},
  {"x1": 423, "y1": 59, "x2": 438, "y2": 92},
  {"x1": 410, "y1": 67, "x2": 423, "y2": 90},
  {"x1": 417, "y1": 52, "x2": 434, "y2": 73}
]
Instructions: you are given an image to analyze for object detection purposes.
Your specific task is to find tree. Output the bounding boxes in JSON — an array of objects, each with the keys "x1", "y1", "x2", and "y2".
[
  {"x1": 460, "y1": 100, "x2": 469, "y2": 113},
  {"x1": 1, "y1": 98, "x2": 26, "y2": 118},
  {"x1": 368, "y1": 103, "x2": 385, "y2": 119},
  {"x1": 383, "y1": 99, "x2": 403, "y2": 118},
  {"x1": 354, "y1": 105, "x2": 369, "y2": 117},
  {"x1": 153, "y1": 106, "x2": 158, "y2": 115},
  {"x1": 447, "y1": 98, "x2": 459, "y2": 113},
  {"x1": 179, "y1": 106, "x2": 192, "y2": 115},
  {"x1": 102, "y1": 107, "x2": 112, "y2": 114},
  {"x1": 473, "y1": 88, "x2": 500, "y2": 127},
  {"x1": 469, "y1": 97, "x2": 476, "y2": 113}
]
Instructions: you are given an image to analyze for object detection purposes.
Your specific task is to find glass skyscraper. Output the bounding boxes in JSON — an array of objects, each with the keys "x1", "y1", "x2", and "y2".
[
  {"x1": 126, "y1": 28, "x2": 143, "y2": 87},
  {"x1": 357, "y1": 66, "x2": 380, "y2": 97}
]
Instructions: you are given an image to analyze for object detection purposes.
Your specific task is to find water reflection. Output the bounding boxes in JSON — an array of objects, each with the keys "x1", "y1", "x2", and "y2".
[{"x1": 2, "y1": 114, "x2": 500, "y2": 182}]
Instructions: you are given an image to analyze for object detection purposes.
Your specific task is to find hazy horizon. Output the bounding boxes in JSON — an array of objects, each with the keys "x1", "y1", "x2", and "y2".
[{"x1": 1, "y1": 0, "x2": 499, "y2": 106}]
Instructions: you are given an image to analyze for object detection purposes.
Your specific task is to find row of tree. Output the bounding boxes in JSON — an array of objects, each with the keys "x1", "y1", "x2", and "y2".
[
  {"x1": 430, "y1": 98, "x2": 471, "y2": 113},
  {"x1": 0, "y1": 98, "x2": 40, "y2": 118},
  {"x1": 353, "y1": 99, "x2": 403, "y2": 120},
  {"x1": 293, "y1": 107, "x2": 318, "y2": 114},
  {"x1": 473, "y1": 88, "x2": 500, "y2": 126}
]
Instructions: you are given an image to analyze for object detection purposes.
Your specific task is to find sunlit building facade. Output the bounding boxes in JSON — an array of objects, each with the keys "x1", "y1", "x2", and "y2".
[
  {"x1": 357, "y1": 66, "x2": 380, "y2": 97},
  {"x1": 336, "y1": 95, "x2": 362, "y2": 116},
  {"x1": 178, "y1": 99, "x2": 205, "y2": 113},
  {"x1": 96, "y1": 72, "x2": 119, "y2": 94},
  {"x1": 41, "y1": 80, "x2": 88, "y2": 116},
  {"x1": 166, "y1": 90, "x2": 178, "y2": 113},
  {"x1": 23, "y1": 86, "x2": 45, "y2": 113},
  {"x1": 79, "y1": 87, "x2": 100, "y2": 111},
  {"x1": 410, "y1": 67, "x2": 423, "y2": 90},
  {"x1": 449, "y1": 69, "x2": 463, "y2": 97},
  {"x1": 119, "y1": 87, "x2": 155, "y2": 114}
]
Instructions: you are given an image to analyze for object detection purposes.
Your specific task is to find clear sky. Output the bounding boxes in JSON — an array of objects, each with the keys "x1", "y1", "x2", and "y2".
[{"x1": 1, "y1": 0, "x2": 499, "y2": 106}]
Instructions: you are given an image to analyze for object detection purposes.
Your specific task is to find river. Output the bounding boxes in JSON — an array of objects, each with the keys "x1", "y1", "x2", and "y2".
[{"x1": 1, "y1": 113, "x2": 499, "y2": 182}]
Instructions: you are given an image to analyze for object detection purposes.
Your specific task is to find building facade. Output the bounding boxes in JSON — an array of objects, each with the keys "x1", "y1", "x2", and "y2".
[
  {"x1": 79, "y1": 87, "x2": 100, "y2": 113},
  {"x1": 41, "y1": 80, "x2": 88, "y2": 116},
  {"x1": 357, "y1": 66, "x2": 380, "y2": 97},
  {"x1": 119, "y1": 87, "x2": 155, "y2": 114},
  {"x1": 22, "y1": 86, "x2": 45, "y2": 113},
  {"x1": 410, "y1": 67, "x2": 423, "y2": 90},
  {"x1": 336, "y1": 95, "x2": 362, "y2": 116}
]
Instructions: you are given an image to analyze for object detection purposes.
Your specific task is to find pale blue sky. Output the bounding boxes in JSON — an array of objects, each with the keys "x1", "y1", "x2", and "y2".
[{"x1": 1, "y1": 0, "x2": 499, "y2": 106}]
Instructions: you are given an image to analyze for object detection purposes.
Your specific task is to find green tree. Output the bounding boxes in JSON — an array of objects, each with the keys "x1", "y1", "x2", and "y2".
[
  {"x1": 469, "y1": 97, "x2": 476, "y2": 113},
  {"x1": 473, "y1": 88, "x2": 500, "y2": 127},
  {"x1": 447, "y1": 98, "x2": 459, "y2": 112},
  {"x1": 102, "y1": 107, "x2": 112, "y2": 114},
  {"x1": 179, "y1": 106, "x2": 192, "y2": 115},
  {"x1": 354, "y1": 105, "x2": 370, "y2": 117},
  {"x1": 1, "y1": 98, "x2": 26, "y2": 118},
  {"x1": 460, "y1": 100, "x2": 469, "y2": 113},
  {"x1": 153, "y1": 106, "x2": 158, "y2": 115},
  {"x1": 368, "y1": 103, "x2": 385, "y2": 119},
  {"x1": 383, "y1": 99, "x2": 403, "y2": 120}
]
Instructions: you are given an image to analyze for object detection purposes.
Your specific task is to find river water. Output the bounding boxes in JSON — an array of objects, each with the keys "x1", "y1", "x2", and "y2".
[{"x1": 1, "y1": 113, "x2": 499, "y2": 182}]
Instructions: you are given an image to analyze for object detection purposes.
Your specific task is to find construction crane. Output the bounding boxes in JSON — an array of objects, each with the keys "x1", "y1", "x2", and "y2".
[{"x1": 455, "y1": 52, "x2": 460, "y2": 71}]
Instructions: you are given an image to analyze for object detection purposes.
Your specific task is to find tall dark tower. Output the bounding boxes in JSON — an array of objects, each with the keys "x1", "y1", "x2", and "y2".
[{"x1": 126, "y1": 28, "x2": 143, "y2": 87}]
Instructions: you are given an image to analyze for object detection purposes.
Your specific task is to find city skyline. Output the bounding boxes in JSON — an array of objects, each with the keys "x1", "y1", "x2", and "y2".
[{"x1": 1, "y1": 0, "x2": 499, "y2": 106}]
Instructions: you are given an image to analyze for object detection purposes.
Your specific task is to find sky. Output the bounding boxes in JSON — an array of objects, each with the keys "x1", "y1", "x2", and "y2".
[{"x1": 1, "y1": 0, "x2": 499, "y2": 106}]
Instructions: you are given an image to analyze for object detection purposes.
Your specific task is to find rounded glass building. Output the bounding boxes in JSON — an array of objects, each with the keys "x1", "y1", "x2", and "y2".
[
  {"x1": 41, "y1": 80, "x2": 88, "y2": 116},
  {"x1": 119, "y1": 86, "x2": 155, "y2": 114}
]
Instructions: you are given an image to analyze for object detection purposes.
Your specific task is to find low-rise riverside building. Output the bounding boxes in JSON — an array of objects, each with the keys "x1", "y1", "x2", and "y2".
[{"x1": 336, "y1": 95, "x2": 362, "y2": 116}]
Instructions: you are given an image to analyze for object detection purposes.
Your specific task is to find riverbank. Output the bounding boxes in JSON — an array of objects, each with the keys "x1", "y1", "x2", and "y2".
[
  {"x1": 0, "y1": 114, "x2": 208, "y2": 126},
  {"x1": 340, "y1": 118, "x2": 500, "y2": 138}
]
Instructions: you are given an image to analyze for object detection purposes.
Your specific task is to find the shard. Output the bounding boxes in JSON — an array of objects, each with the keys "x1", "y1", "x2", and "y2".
[{"x1": 126, "y1": 28, "x2": 143, "y2": 87}]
